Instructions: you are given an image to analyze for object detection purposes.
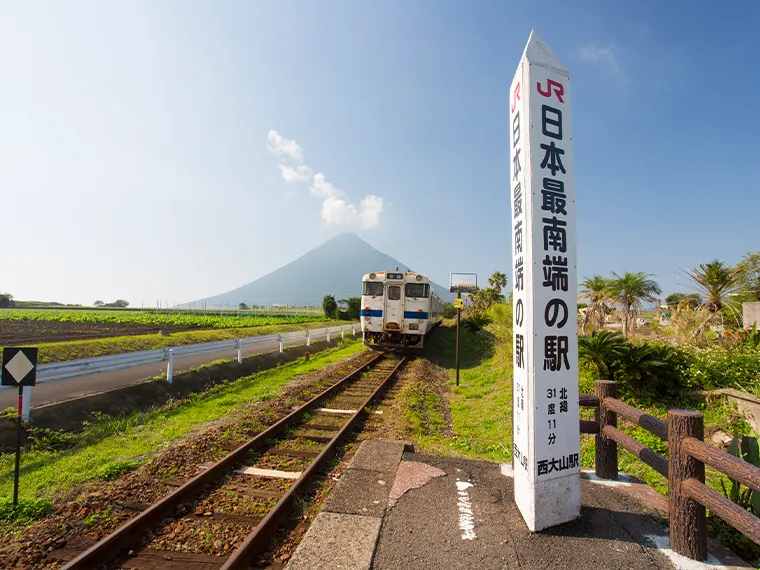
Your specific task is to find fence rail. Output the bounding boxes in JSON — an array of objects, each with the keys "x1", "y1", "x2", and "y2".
[
  {"x1": 5, "y1": 324, "x2": 359, "y2": 420},
  {"x1": 578, "y1": 379, "x2": 760, "y2": 561}
]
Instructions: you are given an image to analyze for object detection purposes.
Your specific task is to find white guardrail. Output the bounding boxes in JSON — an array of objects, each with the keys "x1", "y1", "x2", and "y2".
[{"x1": 6, "y1": 324, "x2": 359, "y2": 420}]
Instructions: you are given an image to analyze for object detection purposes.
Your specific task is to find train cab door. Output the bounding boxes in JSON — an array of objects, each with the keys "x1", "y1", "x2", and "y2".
[{"x1": 384, "y1": 284, "x2": 403, "y2": 331}]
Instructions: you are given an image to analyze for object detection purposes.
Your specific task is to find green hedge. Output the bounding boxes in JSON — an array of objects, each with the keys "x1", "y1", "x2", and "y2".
[{"x1": 674, "y1": 345, "x2": 760, "y2": 393}]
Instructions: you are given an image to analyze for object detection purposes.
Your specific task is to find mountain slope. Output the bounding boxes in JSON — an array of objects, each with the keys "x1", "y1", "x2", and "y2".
[{"x1": 188, "y1": 233, "x2": 451, "y2": 307}]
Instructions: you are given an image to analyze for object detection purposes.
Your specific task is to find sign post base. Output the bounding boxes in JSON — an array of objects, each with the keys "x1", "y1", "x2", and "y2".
[{"x1": 515, "y1": 472, "x2": 580, "y2": 531}]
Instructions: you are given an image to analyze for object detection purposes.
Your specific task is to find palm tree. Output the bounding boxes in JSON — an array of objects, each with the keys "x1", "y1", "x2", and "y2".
[
  {"x1": 616, "y1": 343, "x2": 673, "y2": 397},
  {"x1": 681, "y1": 259, "x2": 746, "y2": 335},
  {"x1": 579, "y1": 275, "x2": 611, "y2": 334},
  {"x1": 488, "y1": 271, "x2": 508, "y2": 293},
  {"x1": 578, "y1": 332, "x2": 627, "y2": 379},
  {"x1": 608, "y1": 272, "x2": 662, "y2": 338}
]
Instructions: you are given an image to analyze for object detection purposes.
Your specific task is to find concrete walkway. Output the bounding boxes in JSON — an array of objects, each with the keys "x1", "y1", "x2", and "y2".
[{"x1": 287, "y1": 440, "x2": 753, "y2": 570}]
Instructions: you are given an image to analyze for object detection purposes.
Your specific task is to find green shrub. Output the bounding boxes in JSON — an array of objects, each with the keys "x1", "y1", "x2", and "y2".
[
  {"x1": 95, "y1": 459, "x2": 141, "y2": 480},
  {"x1": 0, "y1": 496, "x2": 53, "y2": 522},
  {"x1": 463, "y1": 313, "x2": 492, "y2": 332},
  {"x1": 26, "y1": 427, "x2": 78, "y2": 452},
  {"x1": 674, "y1": 345, "x2": 760, "y2": 392},
  {"x1": 442, "y1": 303, "x2": 457, "y2": 319},
  {"x1": 0, "y1": 407, "x2": 16, "y2": 420}
]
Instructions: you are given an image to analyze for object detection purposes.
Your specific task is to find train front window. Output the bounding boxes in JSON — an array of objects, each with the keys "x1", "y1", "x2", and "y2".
[
  {"x1": 363, "y1": 281, "x2": 384, "y2": 297},
  {"x1": 387, "y1": 285, "x2": 401, "y2": 300},
  {"x1": 405, "y1": 283, "x2": 429, "y2": 298}
]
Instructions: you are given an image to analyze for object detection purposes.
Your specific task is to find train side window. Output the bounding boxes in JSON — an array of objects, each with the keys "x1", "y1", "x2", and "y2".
[
  {"x1": 404, "y1": 283, "x2": 428, "y2": 298},
  {"x1": 387, "y1": 285, "x2": 401, "y2": 300},
  {"x1": 363, "y1": 281, "x2": 384, "y2": 296}
]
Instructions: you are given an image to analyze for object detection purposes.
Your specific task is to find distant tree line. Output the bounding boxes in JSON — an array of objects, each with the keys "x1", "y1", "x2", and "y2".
[
  {"x1": 93, "y1": 299, "x2": 130, "y2": 308},
  {"x1": 322, "y1": 295, "x2": 361, "y2": 320}
]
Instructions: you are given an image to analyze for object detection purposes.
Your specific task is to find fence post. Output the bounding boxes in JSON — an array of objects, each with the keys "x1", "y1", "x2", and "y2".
[
  {"x1": 595, "y1": 380, "x2": 618, "y2": 480},
  {"x1": 237, "y1": 340, "x2": 243, "y2": 365},
  {"x1": 668, "y1": 409, "x2": 706, "y2": 561},
  {"x1": 327, "y1": 329, "x2": 331, "y2": 343},
  {"x1": 352, "y1": 324, "x2": 356, "y2": 336},
  {"x1": 279, "y1": 334, "x2": 284, "y2": 353},
  {"x1": 341, "y1": 326, "x2": 345, "y2": 339},
  {"x1": 166, "y1": 349, "x2": 174, "y2": 384},
  {"x1": 22, "y1": 386, "x2": 31, "y2": 422},
  {"x1": 306, "y1": 330, "x2": 311, "y2": 347}
]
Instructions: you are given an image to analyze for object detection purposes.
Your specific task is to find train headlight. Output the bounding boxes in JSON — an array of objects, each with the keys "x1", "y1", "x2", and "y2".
[
  {"x1": 409, "y1": 323, "x2": 419, "y2": 330},
  {"x1": 416, "y1": 274, "x2": 423, "y2": 281},
  {"x1": 369, "y1": 273, "x2": 376, "y2": 279}
]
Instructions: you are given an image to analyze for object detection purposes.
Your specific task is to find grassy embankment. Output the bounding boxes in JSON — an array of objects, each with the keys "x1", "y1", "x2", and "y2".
[
  {"x1": 11, "y1": 320, "x2": 347, "y2": 363},
  {"x1": 399, "y1": 307, "x2": 513, "y2": 463},
  {"x1": 400, "y1": 307, "x2": 755, "y2": 481},
  {"x1": 0, "y1": 339, "x2": 364, "y2": 506}
]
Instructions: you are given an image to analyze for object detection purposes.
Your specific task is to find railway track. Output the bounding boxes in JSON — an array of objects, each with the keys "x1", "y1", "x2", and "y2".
[{"x1": 55, "y1": 352, "x2": 406, "y2": 570}]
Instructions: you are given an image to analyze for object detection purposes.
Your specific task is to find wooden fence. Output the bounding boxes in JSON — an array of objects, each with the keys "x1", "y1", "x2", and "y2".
[{"x1": 579, "y1": 380, "x2": 760, "y2": 561}]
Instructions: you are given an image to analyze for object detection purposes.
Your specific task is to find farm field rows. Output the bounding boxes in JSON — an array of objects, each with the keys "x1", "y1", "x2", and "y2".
[{"x1": 0, "y1": 308, "x2": 324, "y2": 337}]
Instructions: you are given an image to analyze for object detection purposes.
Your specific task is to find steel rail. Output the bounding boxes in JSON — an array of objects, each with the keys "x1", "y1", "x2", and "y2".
[
  {"x1": 60, "y1": 352, "x2": 383, "y2": 570},
  {"x1": 222, "y1": 356, "x2": 408, "y2": 569}
]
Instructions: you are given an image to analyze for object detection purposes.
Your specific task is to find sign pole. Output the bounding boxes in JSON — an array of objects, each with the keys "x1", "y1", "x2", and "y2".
[
  {"x1": 13, "y1": 385, "x2": 22, "y2": 507},
  {"x1": 455, "y1": 292, "x2": 461, "y2": 387},
  {"x1": 449, "y1": 273, "x2": 476, "y2": 388},
  {"x1": 2, "y1": 347, "x2": 39, "y2": 509},
  {"x1": 510, "y1": 30, "x2": 580, "y2": 531}
]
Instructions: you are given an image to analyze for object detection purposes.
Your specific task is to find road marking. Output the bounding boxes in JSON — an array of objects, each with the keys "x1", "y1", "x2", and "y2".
[
  {"x1": 456, "y1": 480, "x2": 476, "y2": 540},
  {"x1": 234, "y1": 466, "x2": 302, "y2": 479},
  {"x1": 581, "y1": 469, "x2": 636, "y2": 487},
  {"x1": 315, "y1": 407, "x2": 357, "y2": 414},
  {"x1": 644, "y1": 534, "x2": 723, "y2": 568}
]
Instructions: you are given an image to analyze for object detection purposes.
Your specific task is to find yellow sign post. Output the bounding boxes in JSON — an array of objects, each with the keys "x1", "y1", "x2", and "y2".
[{"x1": 449, "y1": 273, "x2": 478, "y2": 387}]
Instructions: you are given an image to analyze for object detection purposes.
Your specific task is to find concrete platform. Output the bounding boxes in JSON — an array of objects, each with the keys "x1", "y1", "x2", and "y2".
[{"x1": 287, "y1": 441, "x2": 754, "y2": 570}]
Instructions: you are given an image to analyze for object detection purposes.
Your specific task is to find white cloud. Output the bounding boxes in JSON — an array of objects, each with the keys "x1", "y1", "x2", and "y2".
[
  {"x1": 579, "y1": 43, "x2": 620, "y2": 75},
  {"x1": 278, "y1": 164, "x2": 313, "y2": 183},
  {"x1": 321, "y1": 194, "x2": 384, "y2": 229},
  {"x1": 310, "y1": 172, "x2": 342, "y2": 199},
  {"x1": 267, "y1": 130, "x2": 385, "y2": 228},
  {"x1": 267, "y1": 130, "x2": 303, "y2": 161},
  {"x1": 357, "y1": 194, "x2": 384, "y2": 228}
]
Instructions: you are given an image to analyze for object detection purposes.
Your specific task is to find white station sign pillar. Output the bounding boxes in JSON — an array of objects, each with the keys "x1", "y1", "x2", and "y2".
[{"x1": 509, "y1": 30, "x2": 580, "y2": 531}]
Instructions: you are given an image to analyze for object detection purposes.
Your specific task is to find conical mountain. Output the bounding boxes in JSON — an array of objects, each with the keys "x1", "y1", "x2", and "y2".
[{"x1": 188, "y1": 233, "x2": 451, "y2": 307}]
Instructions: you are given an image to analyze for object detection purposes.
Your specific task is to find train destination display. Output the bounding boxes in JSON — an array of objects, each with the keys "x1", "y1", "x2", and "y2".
[{"x1": 509, "y1": 30, "x2": 580, "y2": 532}]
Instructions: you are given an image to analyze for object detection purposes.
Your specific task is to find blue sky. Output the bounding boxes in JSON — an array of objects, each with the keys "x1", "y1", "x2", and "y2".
[{"x1": 1, "y1": 1, "x2": 758, "y2": 306}]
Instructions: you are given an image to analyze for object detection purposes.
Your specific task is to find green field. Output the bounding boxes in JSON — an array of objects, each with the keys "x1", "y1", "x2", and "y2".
[{"x1": 0, "y1": 308, "x2": 324, "y2": 329}]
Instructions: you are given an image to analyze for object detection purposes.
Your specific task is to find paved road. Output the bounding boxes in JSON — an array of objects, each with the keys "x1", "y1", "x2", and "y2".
[{"x1": 0, "y1": 327, "x2": 348, "y2": 410}]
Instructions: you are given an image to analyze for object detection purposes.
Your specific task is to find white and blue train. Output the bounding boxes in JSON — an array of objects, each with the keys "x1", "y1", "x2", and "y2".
[{"x1": 360, "y1": 269, "x2": 442, "y2": 350}]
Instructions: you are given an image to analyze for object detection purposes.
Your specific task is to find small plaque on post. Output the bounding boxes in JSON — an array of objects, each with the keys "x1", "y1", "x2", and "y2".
[{"x1": 449, "y1": 273, "x2": 478, "y2": 294}]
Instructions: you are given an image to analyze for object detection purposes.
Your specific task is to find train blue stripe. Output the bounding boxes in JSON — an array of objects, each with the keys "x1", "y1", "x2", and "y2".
[
  {"x1": 404, "y1": 311, "x2": 429, "y2": 319},
  {"x1": 360, "y1": 309, "x2": 383, "y2": 317}
]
